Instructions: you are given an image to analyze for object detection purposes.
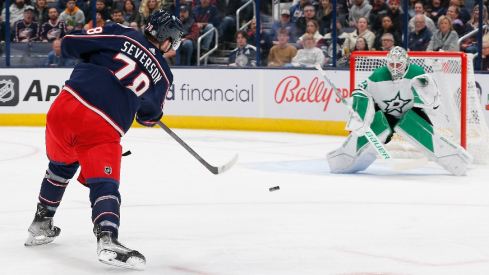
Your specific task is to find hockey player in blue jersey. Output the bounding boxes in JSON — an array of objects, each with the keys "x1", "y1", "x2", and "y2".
[{"x1": 24, "y1": 9, "x2": 183, "y2": 270}]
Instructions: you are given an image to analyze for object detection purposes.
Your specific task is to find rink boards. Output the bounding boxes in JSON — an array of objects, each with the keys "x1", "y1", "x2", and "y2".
[{"x1": 1, "y1": 67, "x2": 489, "y2": 136}]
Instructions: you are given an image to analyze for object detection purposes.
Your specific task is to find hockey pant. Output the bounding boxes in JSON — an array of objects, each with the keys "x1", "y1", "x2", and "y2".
[
  {"x1": 394, "y1": 109, "x2": 473, "y2": 176},
  {"x1": 38, "y1": 91, "x2": 123, "y2": 236},
  {"x1": 327, "y1": 111, "x2": 392, "y2": 173}
]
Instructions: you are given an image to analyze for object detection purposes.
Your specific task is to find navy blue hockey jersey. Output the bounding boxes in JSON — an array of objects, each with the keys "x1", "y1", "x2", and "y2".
[{"x1": 61, "y1": 23, "x2": 172, "y2": 136}]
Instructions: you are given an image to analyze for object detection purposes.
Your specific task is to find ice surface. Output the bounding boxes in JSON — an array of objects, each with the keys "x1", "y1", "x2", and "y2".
[{"x1": 1, "y1": 126, "x2": 489, "y2": 274}]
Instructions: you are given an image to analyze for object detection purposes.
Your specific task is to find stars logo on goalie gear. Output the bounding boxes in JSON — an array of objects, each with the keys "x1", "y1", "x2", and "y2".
[{"x1": 383, "y1": 91, "x2": 411, "y2": 114}]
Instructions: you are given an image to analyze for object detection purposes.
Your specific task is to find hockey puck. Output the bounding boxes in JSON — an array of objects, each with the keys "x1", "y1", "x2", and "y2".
[
  {"x1": 122, "y1": 150, "x2": 132, "y2": 156},
  {"x1": 269, "y1": 186, "x2": 280, "y2": 192}
]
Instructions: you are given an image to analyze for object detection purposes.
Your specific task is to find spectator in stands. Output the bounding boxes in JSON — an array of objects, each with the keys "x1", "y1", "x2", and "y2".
[
  {"x1": 44, "y1": 39, "x2": 75, "y2": 66},
  {"x1": 129, "y1": 21, "x2": 140, "y2": 31},
  {"x1": 57, "y1": 0, "x2": 87, "y2": 17},
  {"x1": 344, "y1": 16, "x2": 374, "y2": 53},
  {"x1": 34, "y1": 0, "x2": 49, "y2": 25},
  {"x1": 84, "y1": 11, "x2": 104, "y2": 29},
  {"x1": 373, "y1": 14, "x2": 401, "y2": 50},
  {"x1": 247, "y1": 17, "x2": 273, "y2": 66},
  {"x1": 348, "y1": 0, "x2": 372, "y2": 27},
  {"x1": 286, "y1": 33, "x2": 325, "y2": 68},
  {"x1": 290, "y1": 0, "x2": 313, "y2": 23},
  {"x1": 178, "y1": 5, "x2": 198, "y2": 66},
  {"x1": 13, "y1": 5, "x2": 39, "y2": 42},
  {"x1": 268, "y1": 27, "x2": 297, "y2": 67},
  {"x1": 192, "y1": 0, "x2": 220, "y2": 54},
  {"x1": 161, "y1": 0, "x2": 192, "y2": 15},
  {"x1": 270, "y1": 9, "x2": 299, "y2": 46},
  {"x1": 40, "y1": 7, "x2": 68, "y2": 42},
  {"x1": 59, "y1": 0, "x2": 85, "y2": 32},
  {"x1": 0, "y1": 22, "x2": 5, "y2": 42},
  {"x1": 425, "y1": 0, "x2": 446, "y2": 26},
  {"x1": 218, "y1": 0, "x2": 242, "y2": 44},
  {"x1": 427, "y1": 15, "x2": 459, "y2": 51},
  {"x1": 139, "y1": 0, "x2": 161, "y2": 26},
  {"x1": 372, "y1": 0, "x2": 403, "y2": 35},
  {"x1": 335, "y1": 0, "x2": 353, "y2": 26},
  {"x1": 407, "y1": 14, "x2": 433, "y2": 51},
  {"x1": 478, "y1": 35, "x2": 489, "y2": 70},
  {"x1": 86, "y1": 0, "x2": 112, "y2": 24},
  {"x1": 323, "y1": 19, "x2": 348, "y2": 60},
  {"x1": 408, "y1": 1, "x2": 436, "y2": 34},
  {"x1": 448, "y1": 0, "x2": 470, "y2": 24},
  {"x1": 379, "y1": 32, "x2": 395, "y2": 51},
  {"x1": 337, "y1": 36, "x2": 368, "y2": 67},
  {"x1": 406, "y1": 0, "x2": 418, "y2": 19},
  {"x1": 446, "y1": 5, "x2": 465, "y2": 36},
  {"x1": 122, "y1": 0, "x2": 141, "y2": 25},
  {"x1": 229, "y1": 30, "x2": 257, "y2": 67},
  {"x1": 297, "y1": 19, "x2": 323, "y2": 48},
  {"x1": 369, "y1": 0, "x2": 388, "y2": 30},
  {"x1": 316, "y1": 0, "x2": 333, "y2": 35},
  {"x1": 74, "y1": 20, "x2": 84, "y2": 30},
  {"x1": 295, "y1": 4, "x2": 319, "y2": 37},
  {"x1": 2, "y1": 0, "x2": 27, "y2": 27},
  {"x1": 461, "y1": 5, "x2": 489, "y2": 54},
  {"x1": 111, "y1": 9, "x2": 129, "y2": 26}
]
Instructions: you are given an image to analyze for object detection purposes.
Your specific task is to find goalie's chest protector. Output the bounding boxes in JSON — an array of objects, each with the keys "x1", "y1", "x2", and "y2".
[{"x1": 361, "y1": 65, "x2": 425, "y2": 119}]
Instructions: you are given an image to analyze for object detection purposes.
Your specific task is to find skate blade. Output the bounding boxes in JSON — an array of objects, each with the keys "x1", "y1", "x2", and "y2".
[
  {"x1": 99, "y1": 250, "x2": 145, "y2": 271},
  {"x1": 24, "y1": 234, "x2": 56, "y2": 247}
]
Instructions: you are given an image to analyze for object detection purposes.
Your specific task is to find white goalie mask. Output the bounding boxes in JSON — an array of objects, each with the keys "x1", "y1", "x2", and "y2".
[{"x1": 386, "y1": 46, "x2": 410, "y2": 83}]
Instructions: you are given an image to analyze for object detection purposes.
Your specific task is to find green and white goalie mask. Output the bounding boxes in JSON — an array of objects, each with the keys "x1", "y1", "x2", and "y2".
[{"x1": 386, "y1": 46, "x2": 410, "y2": 83}]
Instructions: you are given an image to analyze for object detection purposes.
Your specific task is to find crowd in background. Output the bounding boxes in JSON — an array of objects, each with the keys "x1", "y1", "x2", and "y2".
[{"x1": 0, "y1": 0, "x2": 488, "y2": 69}]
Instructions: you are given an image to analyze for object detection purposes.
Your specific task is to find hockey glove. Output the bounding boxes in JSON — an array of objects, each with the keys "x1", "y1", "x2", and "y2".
[
  {"x1": 411, "y1": 74, "x2": 441, "y2": 112},
  {"x1": 345, "y1": 93, "x2": 375, "y2": 136},
  {"x1": 136, "y1": 112, "x2": 163, "y2": 127}
]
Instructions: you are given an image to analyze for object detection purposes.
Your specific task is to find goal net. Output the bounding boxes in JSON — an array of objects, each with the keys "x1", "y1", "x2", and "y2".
[{"x1": 350, "y1": 51, "x2": 489, "y2": 164}]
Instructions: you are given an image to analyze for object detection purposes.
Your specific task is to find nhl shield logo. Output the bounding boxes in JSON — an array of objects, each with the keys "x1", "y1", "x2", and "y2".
[
  {"x1": 0, "y1": 76, "x2": 19, "y2": 106},
  {"x1": 0, "y1": 79, "x2": 15, "y2": 103},
  {"x1": 104, "y1": 166, "x2": 112, "y2": 175}
]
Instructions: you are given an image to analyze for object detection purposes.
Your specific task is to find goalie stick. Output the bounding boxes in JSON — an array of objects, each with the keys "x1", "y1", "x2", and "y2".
[
  {"x1": 156, "y1": 121, "x2": 238, "y2": 174},
  {"x1": 314, "y1": 64, "x2": 428, "y2": 172}
]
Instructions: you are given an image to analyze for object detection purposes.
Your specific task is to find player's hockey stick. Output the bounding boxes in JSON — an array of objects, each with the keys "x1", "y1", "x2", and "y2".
[
  {"x1": 315, "y1": 64, "x2": 428, "y2": 172},
  {"x1": 156, "y1": 121, "x2": 238, "y2": 174}
]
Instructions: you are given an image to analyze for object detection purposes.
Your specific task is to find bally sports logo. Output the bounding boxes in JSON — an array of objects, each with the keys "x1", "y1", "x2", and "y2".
[
  {"x1": 274, "y1": 76, "x2": 349, "y2": 111},
  {"x1": 0, "y1": 76, "x2": 19, "y2": 106}
]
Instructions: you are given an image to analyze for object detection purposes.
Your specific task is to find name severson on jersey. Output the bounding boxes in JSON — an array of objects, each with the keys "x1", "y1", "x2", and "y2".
[{"x1": 120, "y1": 41, "x2": 163, "y2": 84}]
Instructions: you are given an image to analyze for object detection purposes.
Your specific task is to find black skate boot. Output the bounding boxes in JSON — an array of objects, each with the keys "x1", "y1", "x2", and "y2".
[
  {"x1": 94, "y1": 225, "x2": 146, "y2": 270},
  {"x1": 25, "y1": 203, "x2": 61, "y2": 246}
]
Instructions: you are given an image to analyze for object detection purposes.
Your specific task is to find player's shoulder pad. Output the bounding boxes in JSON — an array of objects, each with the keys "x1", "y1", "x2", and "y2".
[
  {"x1": 403, "y1": 64, "x2": 426, "y2": 80},
  {"x1": 368, "y1": 66, "x2": 392, "y2": 83}
]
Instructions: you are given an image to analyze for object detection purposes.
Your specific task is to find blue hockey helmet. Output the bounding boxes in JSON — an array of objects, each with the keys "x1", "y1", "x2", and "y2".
[{"x1": 144, "y1": 9, "x2": 183, "y2": 52}]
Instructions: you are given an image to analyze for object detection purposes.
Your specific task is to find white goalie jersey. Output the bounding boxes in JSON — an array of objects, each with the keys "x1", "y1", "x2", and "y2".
[{"x1": 354, "y1": 64, "x2": 439, "y2": 119}]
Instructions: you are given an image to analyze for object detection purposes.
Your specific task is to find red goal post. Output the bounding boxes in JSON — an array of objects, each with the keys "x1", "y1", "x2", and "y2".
[{"x1": 349, "y1": 51, "x2": 468, "y2": 149}]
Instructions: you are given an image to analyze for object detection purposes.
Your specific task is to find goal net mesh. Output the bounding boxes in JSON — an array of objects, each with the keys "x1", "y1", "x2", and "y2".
[{"x1": 351, "y1": 52, "x2": 489, "y2": 164}]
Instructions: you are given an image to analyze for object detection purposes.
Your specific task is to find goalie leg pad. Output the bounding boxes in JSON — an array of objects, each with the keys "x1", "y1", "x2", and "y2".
[
  {"x1": 328, "y1": 111, "x2": 392, "y2": 173},
  {"x1": 394, "y1": 110, "x2": 474, "y2": 176}
]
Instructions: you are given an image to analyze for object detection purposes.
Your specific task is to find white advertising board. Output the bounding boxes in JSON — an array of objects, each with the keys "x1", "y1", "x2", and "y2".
[
  {"x1": 1, "y1": 67, "x2": 489, "y2": 129},
  {"x1": 0, "y1": 68, "x2": 352, "y2": 122}
]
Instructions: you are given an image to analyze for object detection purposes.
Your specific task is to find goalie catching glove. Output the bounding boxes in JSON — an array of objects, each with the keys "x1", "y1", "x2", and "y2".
[
  {"x1": 345, "y1": 92, "x2": 375, "y2": 136},
  {"x1": 410, "y1": 74, "x2": 441, "y2": 112}
]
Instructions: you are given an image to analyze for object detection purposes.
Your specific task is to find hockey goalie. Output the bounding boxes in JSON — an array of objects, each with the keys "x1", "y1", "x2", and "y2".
[{"x1": 327, "y1": 46, "x2": 473, "y2": 176}]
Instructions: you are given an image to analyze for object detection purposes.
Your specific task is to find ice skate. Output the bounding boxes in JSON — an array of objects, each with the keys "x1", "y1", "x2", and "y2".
[
  {"x1": 95, "y1": 226, "x2": 145, "y2": 270},
  {"x1": 25, "y1": 203, "x2": 61, "y2": 246}
]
